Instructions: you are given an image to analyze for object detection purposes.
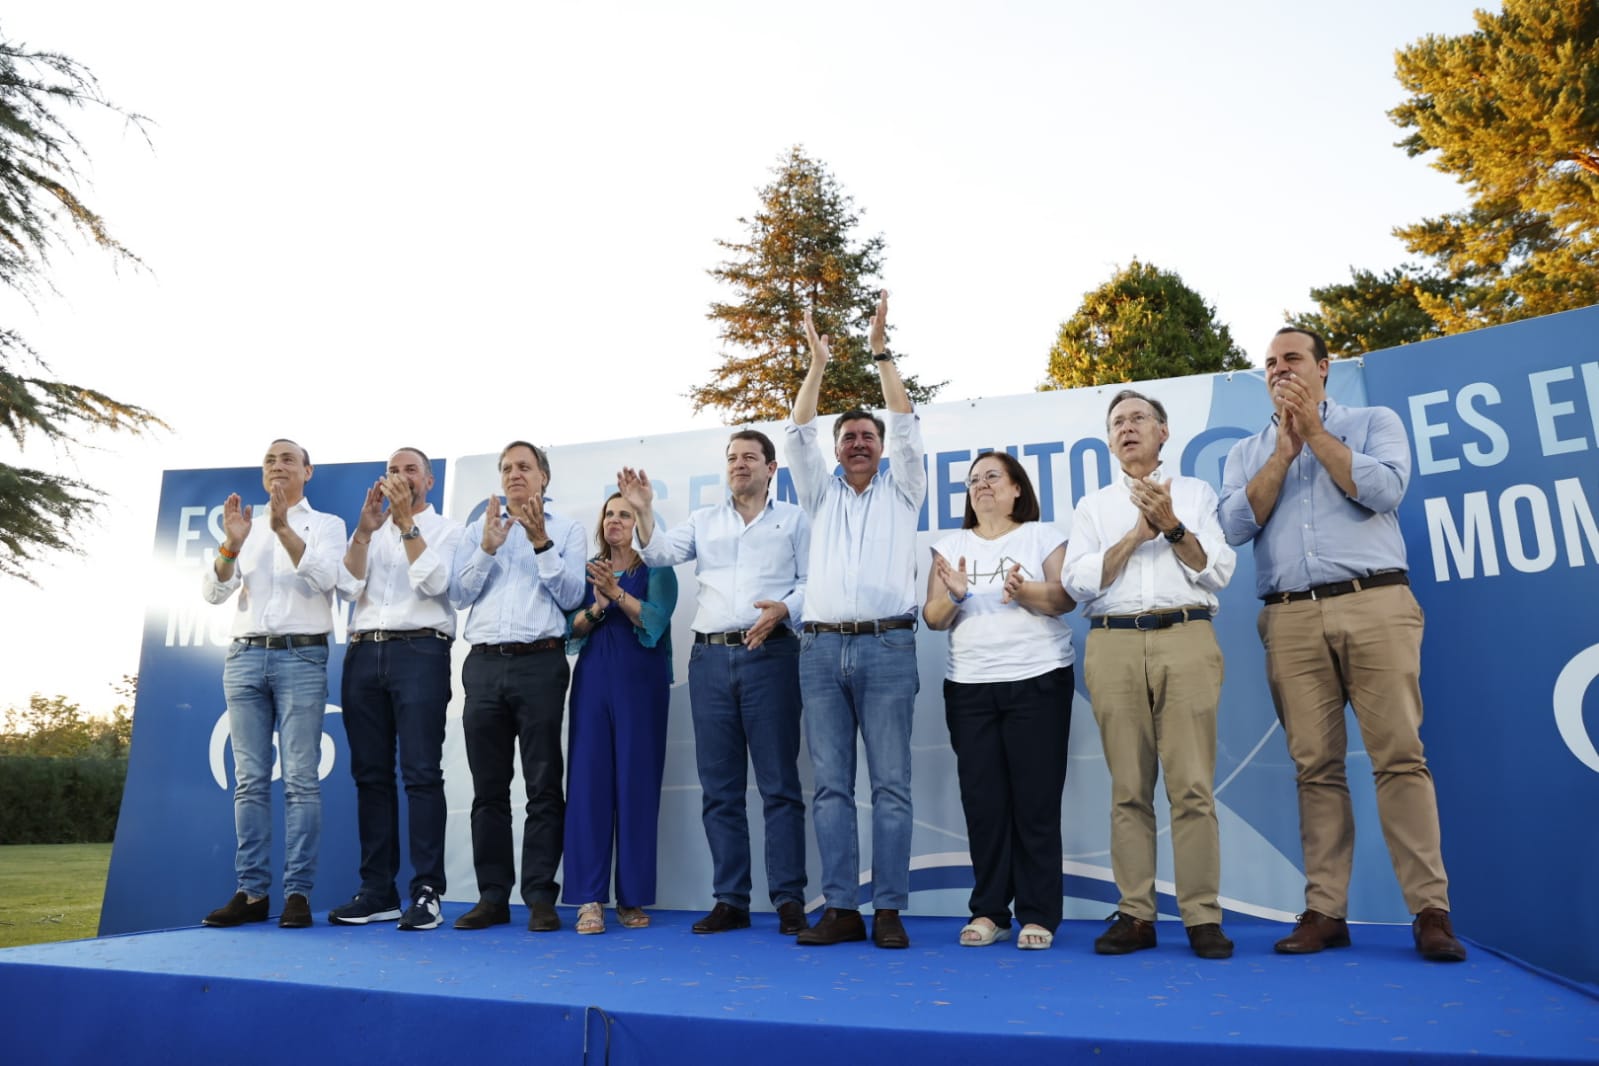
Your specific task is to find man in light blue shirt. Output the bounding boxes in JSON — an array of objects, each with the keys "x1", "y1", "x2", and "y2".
[
  {"x1": 1219, "y1": 327, "x2": 1466, "y2": 963},
  {"x1": 622, "y1": 429, "x2": 811, "y2": 936},
  {"x1": 448, "y1": 441, "x2": 586, "y2": 933},
  {"x1": 783, "y1": 292, "x2": 926, "y2": 950}
]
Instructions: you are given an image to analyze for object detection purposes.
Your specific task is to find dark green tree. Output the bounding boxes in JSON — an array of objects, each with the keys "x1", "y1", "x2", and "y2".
[
  {"x1": 1285, "y1": 267, "x2": 1463, "y2": 357},
  {"x1": 693, "y1": 146, "x2": 942, "y2": 423},
  {"x1": 1, "y1": 30, "x2": 163, "y2": 583},
  {"x1": 1043, "y1": 259, "x2": 1249, "y2": 390},
  {"x1": 1292, "y1": 1, "x2": 1599, "y2": 344}
]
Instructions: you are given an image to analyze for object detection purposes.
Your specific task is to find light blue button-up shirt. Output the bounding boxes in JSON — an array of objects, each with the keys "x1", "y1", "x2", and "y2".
[
  {"x1": 784, "y1": 411, "x2": 927, "y2": 623},
  {"x1": 449, "y1": 507, "x2": 586, "y2": 644},
  {"x1": 1219, "y1": 399, "x2": 1411, "y2": 598},
  {"x1": 637, "y1": 496, "x2": 809, "y2": 634}
]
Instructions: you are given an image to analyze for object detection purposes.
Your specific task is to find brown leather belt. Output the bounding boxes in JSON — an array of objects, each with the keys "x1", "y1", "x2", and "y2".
[
  {"x1": 1266, "y1": 570, "x2": 1408, "y2": 605},
  {"x1": 801, "y1": 618, "x2": 916, "y2": 636},
  {"x1": 237, "y1": 634, "x2": 328, "y2": 649},
  {"x1": 471, "y1": 637, "x2": 564, "y2": 655},
  {"x1": 350, "y1": 628, "x2": 450, "y2": 644}
]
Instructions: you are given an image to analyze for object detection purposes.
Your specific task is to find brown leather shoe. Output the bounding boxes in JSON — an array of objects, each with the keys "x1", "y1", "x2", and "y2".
[
  {"x1": 1413, "y1": 907, "x2": 1467, "y2": 962},
  {"x1": 1185, "y1": 923, "x2": 1234, "y2": 959},
  {"x1": 1274, "y1": 910, "x2": 1351, "y2": 954},
  {"x1": 452, "y1": 899, "x2": 510, "y2": 930},
  {"x1": 1093, "y1": 911, "x2": 1157, "y2": 955},
  {"x1": 278, "y1": 893, "x2": 312, "y2": 928},
  {"x1": 872, "y1": 908, "x2": 910, "y2": 949},
  {"x1": 692, "y1": 902, "x2": 751, "y2": 934},
  {"x1": 795, "y1": 907, "x2": 867, "y2": 946},
  {"x1": 527, "y1": 901, "x2": 561, "y2": 932},
  {"x1": 202, "y1": 891, "x2": 269, "y2": 927},
  {"x1": 777, "y1": 901, "x2": 808, "y2": 936}
]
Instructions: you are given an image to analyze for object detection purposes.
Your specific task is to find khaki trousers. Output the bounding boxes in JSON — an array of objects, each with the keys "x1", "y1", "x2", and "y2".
[
  {"x1": 1258, "y1": 584, "x2": 1450, "y2": 917},
  {"x1": 1084, "y1": 619, "x2": 1223, "y2": 926}
]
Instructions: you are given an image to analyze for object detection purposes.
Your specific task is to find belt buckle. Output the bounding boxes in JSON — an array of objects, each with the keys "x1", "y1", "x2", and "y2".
[
  {"x1": 372, "y1": 630, "x2": 392, "y2": 643},
  {"x1": 1133, "y1": 612, "x2": 1159, "y2": 631}
]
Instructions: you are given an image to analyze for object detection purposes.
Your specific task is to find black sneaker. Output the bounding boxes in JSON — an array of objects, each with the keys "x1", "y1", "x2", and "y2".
[
  {"x1": 328, "y1": 893, "x2": 403, "y2": 925},
  {"x1": 398, "y1": 887, "x2": 443, "y2": 931},
  {"x1": 202, "y1": 891, "x2": 269, "y2": 927}
]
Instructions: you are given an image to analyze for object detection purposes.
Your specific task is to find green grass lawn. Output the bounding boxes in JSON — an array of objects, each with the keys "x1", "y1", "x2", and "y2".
[{"x1": 0, "y1": 843, "x2": 112, "y2": 949}]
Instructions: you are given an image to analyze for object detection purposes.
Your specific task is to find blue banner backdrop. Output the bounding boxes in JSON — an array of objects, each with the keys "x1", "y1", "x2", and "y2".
[{"x1": 103, "y1": 307, "x2": 1599, "y2": 985}]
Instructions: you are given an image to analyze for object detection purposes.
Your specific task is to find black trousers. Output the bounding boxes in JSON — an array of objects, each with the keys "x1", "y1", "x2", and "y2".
[
  {"x1": 461, "y1": 647, "x2": 570, "y2": 906},
  {"x1": 944, "y1": 666, "x2": 1074, "y2": 931}
]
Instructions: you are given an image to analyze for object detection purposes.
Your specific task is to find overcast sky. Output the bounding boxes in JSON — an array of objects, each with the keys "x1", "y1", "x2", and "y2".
[{"x1": 0, "y1": 0, "x2": 1486, "y2": 711}]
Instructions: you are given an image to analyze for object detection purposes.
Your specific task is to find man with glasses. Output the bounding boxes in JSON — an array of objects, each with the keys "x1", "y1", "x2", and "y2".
[
  {"x1": 784, "y1": 291, "x2": 926, "y2": 949},
  {"x1": 201, "y1": 439, "x2": 346, "y2": 930},
  {"x1": 620, "y1": 430, "x2": 811, "y2": 936},
  {"x1": 1063, "y1": 391, "x2": 1237, "y2": 959},
  {"x1": 330, "y1": 447, "x2": 463, "y2": 931}
]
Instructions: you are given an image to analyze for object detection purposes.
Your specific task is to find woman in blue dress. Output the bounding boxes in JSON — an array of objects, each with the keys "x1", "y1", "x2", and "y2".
[{"x1": 563, "y1": 492, "x2": 677, "y2": 934}]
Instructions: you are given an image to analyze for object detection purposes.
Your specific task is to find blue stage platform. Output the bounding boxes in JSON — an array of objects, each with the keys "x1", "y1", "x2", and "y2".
[{"x1": 2, "y1": 907, "x2": 1595, "y2": 1064}]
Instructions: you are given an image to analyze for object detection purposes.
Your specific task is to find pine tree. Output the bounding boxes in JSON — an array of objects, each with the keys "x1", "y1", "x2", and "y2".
[
  {"x1": 1, "y1": 30, "x2": 162, "y2": 583},
  {"x1": 1284, "y1": 267, "x2": 1461, "y2": 357},
  {"x1": 1043, "y1": 260, "x2": 1250, "y2": 390},
  {"x1": 692, "y1": 146, "x2": 942, "y2": 424}
]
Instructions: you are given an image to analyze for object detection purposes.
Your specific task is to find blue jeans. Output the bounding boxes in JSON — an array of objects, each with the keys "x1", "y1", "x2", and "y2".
[
  {"x1": 688, "y1": 633, "x2": 807, "y2": 911},
  {"x1": 341, "y1": 635, "x2": 451, "y2": 903},
  {"x1": 799, "y1": 628, "x2": 919, "y2": 911},
  {"x1": 223, "y1": 640, "x2": 330, "y2": 898}
]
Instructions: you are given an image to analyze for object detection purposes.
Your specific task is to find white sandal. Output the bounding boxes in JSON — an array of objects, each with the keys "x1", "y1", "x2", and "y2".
[
  {"x1": 1017, "y1": 923, "x2": 1054, "y2": 950},
  {"x1": 959, "y1": 918, "x2": 1012, "y2": 947},
  {"x1": 576, "y1": 901, "x2": 606, "y2": 935}
]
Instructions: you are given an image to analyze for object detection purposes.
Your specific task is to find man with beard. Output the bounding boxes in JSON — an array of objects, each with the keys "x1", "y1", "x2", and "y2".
[
  {"x1": 449, "y1": 441, "x2": 586, "y2": 932},
  {"x1": 784, "y1": 291, "x2": 926, "y2": 949},
  {"x1": 620, "y1": 429, "x2": 811, "y2": 936},
  {"x1": 330, "y1": 447, "x2": 464, "y2": 931},
  {"x1": 201, "y1": 439, "x2": 346, "y2": 929}
]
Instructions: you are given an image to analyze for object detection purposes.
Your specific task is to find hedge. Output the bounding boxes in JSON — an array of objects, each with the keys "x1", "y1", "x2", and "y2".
[{"x1": 0, "y1": 756, "x2": 127, "y2": 844}]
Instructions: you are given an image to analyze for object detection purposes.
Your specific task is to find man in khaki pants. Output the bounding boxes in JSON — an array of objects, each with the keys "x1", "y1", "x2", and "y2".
[
  {"x1": 1064, "y1": 389, "x2": 1237, "y2": 960},
  {"x1": 1219, "y1": 326, "x2": 1466, "y2": 962}
]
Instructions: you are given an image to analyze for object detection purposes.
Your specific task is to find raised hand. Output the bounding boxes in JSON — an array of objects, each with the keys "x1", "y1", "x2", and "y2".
[
  {"x1": 1001, "y1": 562, "x2": 1025, "y2": 604},
  {"x1": 744, "y1": 599, "x2": 789, "y2": 650},
  {"x1": 868, "y1": 289, "x2": 889, "y2": 354},
  {"x1": 267, "y1": 485, "x2": 293, "y2": 533},
  {"x1": 801, "y1": 307, "x2": 832, "y2": 368},
  {"x1": 1129, "y1": 478, "x2": 1179, "y2": 535},
  {"x1": 481, "y1": 494, "x2": 513, "y2": 554},
  {"x1": 380, "y1": 472, "x2": 414, "y2": 528},
  {"x1": 617, "y1": 467, "x2": 654, "y2": 514},
  {"x1": 511, "y1": 492, "x2": 547, "y2": 544},
  {"x1": 932, "y1": 552, "x2": 970, "y2": 599},
  {"x1": 221, "y1": 493, "x2": 252, "y2": 551},
  {"x1": 586, "y1": 559, "x2": 622, "y2": 605},
  {"x1": 355, "y1": 482, "x2": 386, "y2": 536}
]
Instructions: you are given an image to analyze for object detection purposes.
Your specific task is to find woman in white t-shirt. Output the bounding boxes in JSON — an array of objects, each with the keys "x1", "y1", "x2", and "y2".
[{"x1": 923, "y1": 451, "x2": 1076, "y2": 950}]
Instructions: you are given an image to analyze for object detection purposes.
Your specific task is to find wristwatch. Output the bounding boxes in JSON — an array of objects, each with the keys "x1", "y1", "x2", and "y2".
[
  {"x1": 400, "y1": 525, "x2": 421, "y2": 541},
  {"x1": 873, "y1": 350, "x2": 893, "y2": 362},
  {"x1": 1163, "y1": 522, "x2": 1187, "y2": 544}
]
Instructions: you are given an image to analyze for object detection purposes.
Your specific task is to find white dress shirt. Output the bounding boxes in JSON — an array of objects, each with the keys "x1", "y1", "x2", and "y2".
[
  {"x1": 337, "y1": 505, "x2": 465, "y2": 636},
  {"x1": 784, "y1": 411, "x2": 927, "y2": 623},
  {"x1": 449, "y1": 507, "x2": 586, "y2": 645},
  {"x1": 201, "y1": 497, "x2": 346, "y2": 637},
  {"x1": 637, "y1": 496, "x2": 809, "y2": 634},
  {"x1": 1063, "y1": 467, "x2": 1236, "y2": 616}
]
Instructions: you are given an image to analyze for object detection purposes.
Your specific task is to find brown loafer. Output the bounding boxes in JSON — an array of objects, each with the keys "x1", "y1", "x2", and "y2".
[
  {"x1": 1413, "y1": 907, "x2": 1467, "y2": 962},
  {"x1": 777, "y1": 901, "x2": 808, "y2": 936},
  {"x1": 452, "y1": 899, "x2": 510, "y2": 930},
  {"x1": 1186, "y1": 923, "x2": 1234, "y2": 959},
  {"x1": 202, "y1": 891, "x2": 269, "y2": 928},
  {"x1": 1274, "y1": 910, "x2": 1351, "y2": 954},
  {"x1": 871, "y1": 908, "x2": 910, "y2": 949},
  {"x1": 795, "y1": 907, "x2": 866, "y2": 946},
  {"x1": 692, "y1": 901, "x2": 751, "y2": 934},
  {"x1": 1093, "y1": 911, "x2": 1156, "y2": 955},
  {"x1": 278, "y1": 893, "x2": 312, "y2": 928},
  {"x1": 528, "y1": 901, "x2": 561, "y2": 932}
]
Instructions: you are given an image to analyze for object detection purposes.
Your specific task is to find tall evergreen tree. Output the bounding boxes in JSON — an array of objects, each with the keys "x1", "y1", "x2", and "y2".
[
  {"x1": 1, "y1": 30, "x2": 162, "y2": 583},
  {"x1": 1285, "y1": 267, "x2": 1461, "y2": 357},
  {"x1": 693, "y1": 146, "x2": 942, "y2": 424},
  {"x1": 1043, "y1": 259, "x2": 1249, "y2": 390},
  {"x1": 1292, "y1": 0, "x2": 1598, "y2": 346}
]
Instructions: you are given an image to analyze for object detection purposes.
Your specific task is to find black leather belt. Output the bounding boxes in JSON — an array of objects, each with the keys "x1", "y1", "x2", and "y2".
[
  {"x1": 1095, "y1": 608, "x2": 1213, "y2": 631},
  {"x1": 1266, "y1": 570, "x2": 1408, "y2": 605},
  {"x1": 350, "y1": 627, "x2": 450, "y2": 644},
  {"x1": 237, "y1": 634, "x2": 328, "y2": 649},
  {"x1": 693, "y1": 628, "x2": 796, "y2": 646},
  {"x1": 801, "y1": 618, "x2": 916, "y2": 635},
  {"x1": 472, "y1": 638, "x2": 564, "y2": 655}
]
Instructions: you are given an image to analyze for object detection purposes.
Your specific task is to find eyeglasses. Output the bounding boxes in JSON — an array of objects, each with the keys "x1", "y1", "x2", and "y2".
[
  {"x1": 966, "y1": 470, "x2": 1007, "y2": 489},
  {"x1": 1110, "y1": 411, "x2": 1157, "y2": 429}
]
